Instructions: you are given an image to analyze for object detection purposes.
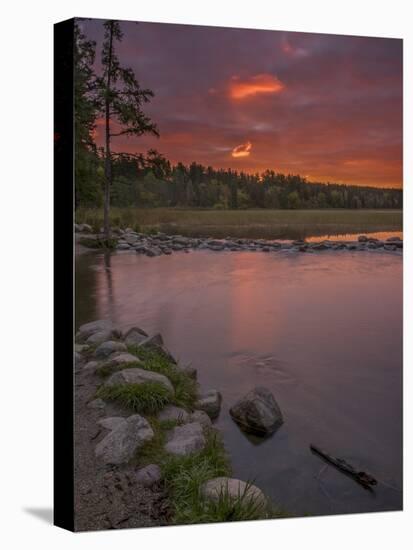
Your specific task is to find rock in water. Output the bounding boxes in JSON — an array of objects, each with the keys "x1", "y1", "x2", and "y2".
[
  {"x1": 201, "y1": 477, "x2": 267, "y2": 508},
  {"x1": 95, "y1": 414, "x2": 154, "y2": 465},
  {"x1": 77, "y1": 319, "x2": 112, "y2": 341},
  {"x1": 124, "y1": 326, "x2": 148, "y2": 346},
  {"x1": 195, "y1": 390, "x2": 222, "y2": 419},
  {"x1": 229, "y1": 386, "x2": 283, "y2": 436},
  {"x1": 164, "y1": 422, "x2": 206, "y2": 456},
  {"x1": 105, "y1": 367, "x2": 175, "y2": 394}
]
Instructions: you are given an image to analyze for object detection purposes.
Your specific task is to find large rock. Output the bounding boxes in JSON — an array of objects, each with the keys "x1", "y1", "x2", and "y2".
[
  {"x1": 201, "y1": 477, "x2": 267, "y2": 508},
  {"x1": 165, "y1": 422, "x2": 206, "y2": 456},
  {"x1": 95, "y1": 414, "x2": 154, "y2": 465},
  {"x1": 86, "y1": 329, "x2": 114, "y2": 345},
  {"x1": 94, "y1": 340, "x2": 127, "y2": 359},
  {"x1": 98, "y1": 416, "x2": 126, "y2": 431},
  {"x1": 124, "y1": 326, "x2": 148, "y2": 346},
  {"x1": 195, "y1": 390, "x2": 222, "y2": 419},
  {"x1": 229, "y1": 387, "x2": 283, "y2": 436},
  {"x1": 136, "y1": 464, "x2": 162, "y2": 487},
  {"x1": 77, "y1": 319, "x2": 112, "y2": 341},
  {"x1": 103, "y1": 352, "x2": 142, "y2": 368},
  {"x1": 105, "y1": 367, "x2": 174, "y2": 394},
  {"x1": 158, "y1": 405, "x2": 190, "y2": 423}
]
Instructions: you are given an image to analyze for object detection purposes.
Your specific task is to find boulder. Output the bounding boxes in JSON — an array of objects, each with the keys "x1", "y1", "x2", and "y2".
[
  {"x1": 105, "y1": 367, "x2": 174, "y2": 394},
  {"x1": 98, "y1": 416, "x2": 126, "y2": 431},
  {"x1": 75, "y1": 344, "x2": 89, "y2": 353},
  {"x1": 95, "y1": 414, "x2": 154, "y2": 465},
  {"x1": 103, "y1": 352, "x2": 142, "y2": 367},
  {"x1": 83, "y1": 360, "x2": 99, "y2": 372},
  {"x1": 94, "y1": 340, "x2": 127, "y2": 359},
  {"x1": 165, "y1": 422, "x2": 206, "y2": 456},
  {"x1": 77, "y1": 319, "x2": 112, "y2": 341},
  {"x1": 116, "y1": 243, "x2": 131, "y2": 250},
  {"x1": 74, "y1": 351, "x2": 82, "y2": 365},
  {"x1": 201, "y1": 477, "x2": 267, "y2": 508},
  {"x1": 158, "y1": 405, "x2": 189, "y2": 423},
  {"x1": 229, "y1": 387, "x2": 283, "y2": 436},
  {"x1": 189, "y1": 410, "x2": 212, "y2": 429},
  {"x1": 136, "y1": 464, "x2": 162, "y2": 487},
  {"x1": 195, "y1": 390, "x2": 222, "y2": 419},
  {"x1": 176, "y1": 364, "x2": 197, "y2": 379},
  {"x1": 358, "y1": 235, "x2": 369, "y2": 242},
  {"x1": 86, "y1": 329, "x2": 114, "y2": 345},
  {"x1": 386, "y1": 236, "x2": 402, "y2": 242},
  {"x1": 124, "y1": 326, "x2": 148, "y2": 346}
]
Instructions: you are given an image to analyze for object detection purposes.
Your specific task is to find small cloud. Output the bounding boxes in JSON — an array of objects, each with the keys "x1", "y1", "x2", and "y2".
[
  {"x1": 281, "y1": 37, "x2": 309, "y2": 58},
  {"x1": 232, "y1": 141, "x2": 252, "y2": 158},
  {"x1": 230, "y1": 74, "x2": 284, "y2": 99}
]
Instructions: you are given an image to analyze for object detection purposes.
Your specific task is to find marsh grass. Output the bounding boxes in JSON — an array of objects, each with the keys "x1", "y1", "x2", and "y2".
[
  {"x1": 78, "y1": 236, "x2": 118, "y2": 249},
  {"x1": 96, "y1": 381, "x2": 173, "y2": 414},
  {"x1": 76, "y1": 208, "x2": 402, "y2": 240}
]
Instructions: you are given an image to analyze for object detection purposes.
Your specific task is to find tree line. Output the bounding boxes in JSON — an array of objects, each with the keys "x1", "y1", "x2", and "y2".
[{"x1": 75, "y1": 19, "x2": 402, "y2": 234}]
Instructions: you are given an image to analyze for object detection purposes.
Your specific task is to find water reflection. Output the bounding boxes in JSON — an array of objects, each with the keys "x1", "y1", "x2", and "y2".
[{"x1": 75, "y1": 249, "x2": 402, "y2": 517}]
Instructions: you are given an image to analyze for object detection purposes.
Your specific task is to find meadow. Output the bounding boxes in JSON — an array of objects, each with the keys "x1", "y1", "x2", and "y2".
[{"x1": 76, "y1": 208, "x2": 402, "y2": 240}]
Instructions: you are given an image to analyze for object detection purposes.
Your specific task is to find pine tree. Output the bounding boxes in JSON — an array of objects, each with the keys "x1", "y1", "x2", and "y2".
[{"x1": 96, "y1": 20, "x2": 159, "y2": 238}]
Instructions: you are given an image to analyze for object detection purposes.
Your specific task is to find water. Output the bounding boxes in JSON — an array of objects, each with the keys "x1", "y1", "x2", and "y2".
[{"x1": 75, "y1": 246, "x2": 402, "y2": 518}]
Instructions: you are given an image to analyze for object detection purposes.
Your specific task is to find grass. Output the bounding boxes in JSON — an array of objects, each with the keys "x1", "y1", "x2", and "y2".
[
  {"x1": 78, "y1": 236, "x2": 119, "y2": 249},
  {"x1": 128, "y1": 346, "x2": 197, "y2": 410},
  {"x1": 76, "y1": 207, "x2": 402, "y2": 240},
  {"x1": 96, "y1": 381, "x2": 173, "y2": 414}
]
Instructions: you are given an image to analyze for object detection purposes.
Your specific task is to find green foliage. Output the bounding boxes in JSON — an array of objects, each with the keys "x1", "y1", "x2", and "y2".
[
  {"x1": 78, "y1": 236, "x2": 118, "y2": 250},
  {"x1": 96, "y1": 381, "x2": 173, "y2": 414},
  {"x1": 128, "y1": 346, "x2": 197, "y2": 410}
]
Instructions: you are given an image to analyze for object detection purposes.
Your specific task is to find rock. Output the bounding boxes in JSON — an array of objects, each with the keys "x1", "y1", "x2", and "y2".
[
  {"x1": 98, "y1": 417, "x2": 126, "y2": 431},
  {"x1": 138, "y1": 334, "x2": 177, "y2": 364},
  {"x1": 86, "y1": 329, "x2": 114, "y2": 345},
  {"x1": 116, "y1": 243, "x2": 131, "y2": 250},
  {"x1": 94, "y1": 340, "x2": 127, "y2": 359},
  {"x1": 103, "y1": 352, "x2": 142, "y2": 367},
  {"x1": 77, "y1": 319, "x2": 112, "y2": 341},
  {"x1": 77, "y1": 223, "x2": 93, "y2": 233},
  {"x1": 189, "y1": 410, "x2": 212, "y2": 429},
  {"x1": 124, "y1": 326, "x2": 148, "y2": 346},
  {"x1": 75, "y1": 344, "x2": 89, "y2": 353},
  {"x1": 105, "y1": 367, "x2": 174, "y2": 394},
  {"x1": 195, "y1": 390, "x2": 222, "y2": 419},
  {"x1": 87, "y1": 398, "x2": 106, "y2": 410},
  {"x1": 386, "y1": 236, "x2": 402, "y2": 242},
  {"x1": 95, "y1": 414, "x2": 154, "y2": 465},
  {"x1": 165, "y1": 422, "x2": 206, "y2": 456},
  {"x1": 136, "y1": 464, "x2": 162, "y2": 487},
  {"x1": 74, "y1": 351, "x2": 82, "y2": 365},
  {"x1": 158, "y1": 405, "x2": 190, "y2": 423},
  {"x1": 83, "y1": 360, "x2": 99, "y2": 372},
  {"x1": 176, "y1": 364, "x2": 197, "y2": 379},
  {"x1": 201, "y1": 477, "x2": 267, "y2": 508},
  {"x1": 358, "y1": 235, "x2": 369, "y2": 242},
  {"x1": 230, "y1": 386, "x2": 283, "y2": 436},
  {"x1": 145, "y1": 246, "x2": 163, "y2": 257},
  {"x1": 124, "y1": 234, "x2": 139, "y2": 245},
  {"x1": 312, "y1": 242, "x2": 329, "y2": 251}
]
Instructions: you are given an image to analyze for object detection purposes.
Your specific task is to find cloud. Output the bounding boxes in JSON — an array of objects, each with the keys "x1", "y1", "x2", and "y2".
[
  {"x1": 229, "y1": 74, "x2": 284, "y2": 99},
  {"x1": 232, "y1": 141, "x2": 252, "y2": 158},
  {"x1": 281, "y1": 37, "x2": 309, "y2": 58}
]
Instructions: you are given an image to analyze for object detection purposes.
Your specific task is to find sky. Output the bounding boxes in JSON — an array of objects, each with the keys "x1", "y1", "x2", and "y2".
[{"x1": 81, "y1": 19, "x2": 403, "y2": 189}]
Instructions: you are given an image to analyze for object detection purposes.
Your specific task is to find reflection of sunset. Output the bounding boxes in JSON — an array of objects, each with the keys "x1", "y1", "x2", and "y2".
[
  {"x1": 229, "y1": 74, "x2": 285, "y2": 99},
  {"x1": 232, "y1": 141, "x2": 252, "y2": 158}
]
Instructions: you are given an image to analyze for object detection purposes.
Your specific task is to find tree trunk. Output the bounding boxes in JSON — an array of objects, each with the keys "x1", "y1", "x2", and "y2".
[{"x1": 103, "y1": 23, "x2": 114, "y2": 241}]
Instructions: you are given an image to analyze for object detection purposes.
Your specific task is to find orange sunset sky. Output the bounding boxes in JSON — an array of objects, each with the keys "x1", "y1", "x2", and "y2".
[{"x1": 82, "y1": 19, "x2": 403, "y2": 189}]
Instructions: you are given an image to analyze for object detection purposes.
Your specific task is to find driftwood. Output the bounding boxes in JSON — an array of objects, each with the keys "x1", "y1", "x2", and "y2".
[{"x1": 310, "y1": 444, "x2": 377, "y2": 490}]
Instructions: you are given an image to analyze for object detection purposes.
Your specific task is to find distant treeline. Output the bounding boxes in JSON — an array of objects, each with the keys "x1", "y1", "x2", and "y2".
[{"x1": 76, "y1": 150, "x2": 402, "y2": 210}]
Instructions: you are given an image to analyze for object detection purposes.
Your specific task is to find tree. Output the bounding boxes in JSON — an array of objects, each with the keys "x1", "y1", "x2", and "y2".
[{"x1": 96, "y1": 20, "x2": 159, "y2": 238}]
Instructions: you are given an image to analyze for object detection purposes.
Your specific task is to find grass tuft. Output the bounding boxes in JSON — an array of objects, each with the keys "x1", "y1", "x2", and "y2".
[
  {"x1": 127, "y1": 346, "x2": 197, "y2": 410},
  {"x1": 96, "y1": 381, "x2": 173, "y2": 414}
]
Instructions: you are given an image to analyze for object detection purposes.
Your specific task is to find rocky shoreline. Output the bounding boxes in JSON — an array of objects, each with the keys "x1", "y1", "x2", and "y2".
[
  {"x1": 74, "y1": 319, "x2": 279, "y2": 530},
  {"x1": 75, "y1": 224, "x2": 403, "y2": 257}
]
